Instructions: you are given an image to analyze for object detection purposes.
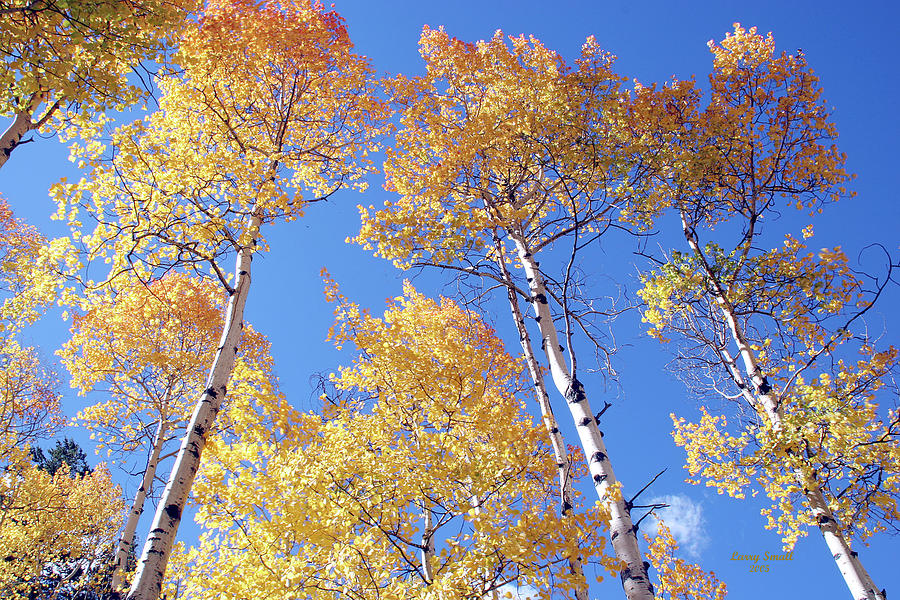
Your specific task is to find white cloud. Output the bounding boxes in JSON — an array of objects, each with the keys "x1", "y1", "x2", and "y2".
[
  {"x1": 644, "y1": 494, "x2": 709, "y2": 558},
  {"x1": 495, "y1": 583, "x2": 539, "y2": 600}
]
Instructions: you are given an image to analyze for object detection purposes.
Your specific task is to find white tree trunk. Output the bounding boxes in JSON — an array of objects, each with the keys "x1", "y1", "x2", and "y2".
[
  {"x1": 111, "y1": 420, "x2": 169, "y2": 592},
  {"x1": 509, "y1": 231, "x2": 654, "y2": 600},
  {"x1": 126, "y1": 213, "x2": 261, "y2": 600},
  {"x1": 679, "y1": 212, "x2": 884, "y2": 600},
  {"x1": 421, "y1": 502, "x2": 435, "y2": 585},
  {"x1": 0, "y1": 105, "x2": 36, "y2": 170},
  {"x1": 805, "y1": 484, "x2": 884, "y2": 600},
  {"x1": 494, "y1": 245, "x2": 589, "y2": 600}
]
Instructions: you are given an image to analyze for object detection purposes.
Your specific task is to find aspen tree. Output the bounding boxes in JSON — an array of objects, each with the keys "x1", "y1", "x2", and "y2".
[
  {"x1": 355, "y1": 28, "x2": 657, "y2": 600},
  {"x1": 52, "y1": 2, "x2": 387, "y2": 597},
  {"x1": 168, "y1": 283, "x2": 614, "y2": 600},
  {"x1": 493, "y1": 231, "x2": 589, "y2": 600},
  {"x1": 59, "y1": 273, "x2": 275, "y2": 592},
  {"x1": 631, "y1": 24, "x2": 896, "y2": 600},
  {"x1": 0, "y1": 0, "x2": 199, "y2": 168}
]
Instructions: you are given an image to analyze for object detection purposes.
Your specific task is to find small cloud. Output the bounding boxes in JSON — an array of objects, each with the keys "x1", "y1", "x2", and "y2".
[
  {"x1": 495, "y1": 583, "x2": 539, "y2": 600},
  {"x1": 644, "y1": 494, "x2": 709, "y2": 558}
]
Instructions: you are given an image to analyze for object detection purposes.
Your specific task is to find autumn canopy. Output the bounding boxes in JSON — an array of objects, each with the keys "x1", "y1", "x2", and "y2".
[{"x1": 0, "y1": 3, "x2": 895, "y2": 600}]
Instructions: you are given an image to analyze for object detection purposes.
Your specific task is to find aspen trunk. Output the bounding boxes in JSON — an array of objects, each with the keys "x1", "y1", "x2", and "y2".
[
  {"x1": 421, "y1": 503, "x2": 435, "y2": 585},
  {"x1": 509, "y1": 231, "x2": 654, "y2": 600},
  {"x1": 679, "y1": 212, "x2": 885, "y2": 600},
  {"x1": 126, "y1": 213, "x2": 261, "y2": 600},
  {"x1": 111, "y1": 420, "x2": 169, "y2": 591},
  {"x1": 0, "y1": 98, "x2": 38, "y2": 170},
  {"x1": 805, "y1": 484, "x2": 884, "y2": 600},
  {"x1": 494, "y1": 242, "x2": 589, "y2": 600}
]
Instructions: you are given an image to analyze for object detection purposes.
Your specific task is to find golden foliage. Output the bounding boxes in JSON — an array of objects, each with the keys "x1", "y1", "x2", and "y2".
[
  {"x1": 672, "y1": 346, "x2": 900, "y2": 548},
  {"x1": 1, "y1": 0, "x2": 199, "y2": 141},
  {"x1": 0, "y1": 199, "x2": 121, "y2": 597},
  {"x1": 169, "y1": 284, "x2": 615, "y2": 599},
  {"x1": 645, "y1": 522, "x2": 727, "y2": 600},
  {"x1": 639, "y1": 236, "x2": 862, "y2": 353},
  {"x1": 626, "y1": 23, "x2": 851, "y2": 227},
  {"x1": 0, "y1": 461, "x2": 124, "y2": 596},
  {"x1": 59, "y1": 273, "x2": 274, "y2": 461},
  {"x1": 0, "y1": 196, "x2": 61, "y2": 462},
  {"x1": 53, "y1": 0, "x2": 388, "y2": 286},
  {"x1": 355, "y1": 26, "x2": 638, "y2": 267}
]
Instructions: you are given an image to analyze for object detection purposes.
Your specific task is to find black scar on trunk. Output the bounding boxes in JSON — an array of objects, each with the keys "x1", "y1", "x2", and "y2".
[
  {"x1": 817, "y1": 514, "x2": 834, "y2": 526},
  {"x1": 566, "y1": 378, "x2": 587, "y2": 404},
  {"x1": 619, "y1": 565, "x2": 648, "y2": 585},
  {"x1": 164, "y1": 503, "x2": 181, "y2": 521}
]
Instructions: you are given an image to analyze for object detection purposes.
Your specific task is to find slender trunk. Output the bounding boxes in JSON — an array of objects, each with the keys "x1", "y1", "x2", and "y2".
[
  {"x1": 805, "y1": 483, "x2": 884, "y2": 600},
  {"x1": 0, "y1": 91, "x2": 54, "y2": 170},
  {"x1": 0, "y1": 107, "x2": 36, "y2": 170},
  {"x1": 111, "y1": 420, "x2": 169, "y2": 592},
  {"x1": 508, "y1": 231, "x2": 654, "y2": 600},
  {"x1": 126, "y1": 213, "x2": 261, "y2": 600},
  {"x1": 679, "y1": 211, "x2": 884, "y2": 600},
  {"x1": 421, "y1": 502, "x2": 435, "y2": 585},
  {"x1": 493, "y1": 239, "x2": 589, "y2": 600}
]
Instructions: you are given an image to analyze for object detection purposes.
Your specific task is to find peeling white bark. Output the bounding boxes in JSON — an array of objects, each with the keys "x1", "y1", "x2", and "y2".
[
  {"x1": 509, "y1": 231, "x2": 654, "y2": 600},
  {"x1": 805, "y1": 484, "x2": 883, "y2": 600},
  {"x1": 111, "y1": 420, "x2": 169, "y2": 592},
  {"x1": 679, "y1": 211, "x2": 884, "y2": 600},
  {"x1": 126, "y1": 213, "x2": 261, "y2": 600}
]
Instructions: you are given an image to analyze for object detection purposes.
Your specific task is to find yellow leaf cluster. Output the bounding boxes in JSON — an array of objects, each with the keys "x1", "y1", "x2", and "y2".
[
  {"x1": 672, "y1": 342, "x2": 900, "y2": 549},
  {"x1": 59, "y1": 273, "x2": 275, "y2": 459},
  {"x1": 171, "y1": 285, "x2": 616, "y2": 599},
  {"x1": 639, "y1": 236, "x2": 862, "y2": 363},
  {"x1": 645, "y1": 522, "x2": 727, "y2": 600},
  {"x1": 627, "y1": 23, "x2": 851, "y2": 231},
  {"x1": 0, "y1": 461, "x2": 124, "y2": 596},
  {"x1": 1, "y1": 0, "x2": 199, "y2": 139},
  {"x1": 0, "y1": 195, "x2": 59, "y2": 333},
  {"x1": 0, "y1": 198, "x2": 63, "y2": 464},
  {"x1": 355, "y1": 26, "x2": 639, "y2": 268},
  {"x1": 54, "y1": 0, "x2": 388, "y2": 285}
]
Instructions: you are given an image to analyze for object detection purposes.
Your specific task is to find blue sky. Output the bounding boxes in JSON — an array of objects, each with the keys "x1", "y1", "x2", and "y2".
[{"x1": 2, "y1": 0, "x2": 898, "y2": 598}]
